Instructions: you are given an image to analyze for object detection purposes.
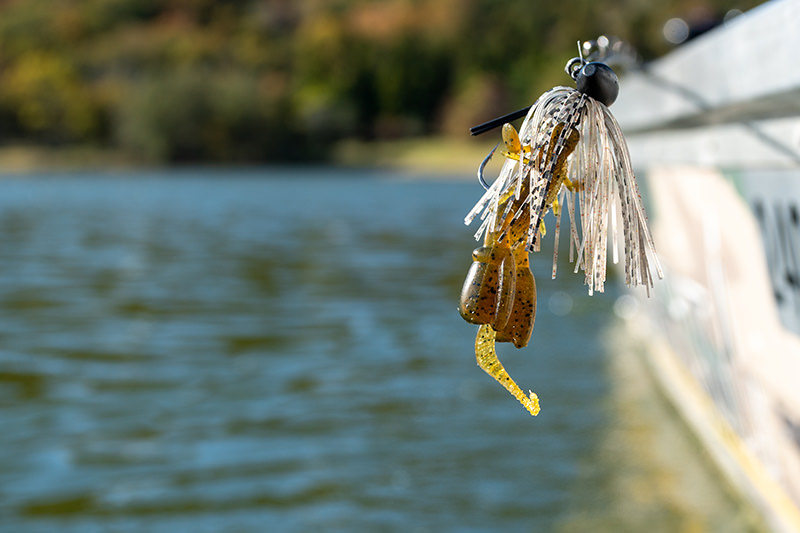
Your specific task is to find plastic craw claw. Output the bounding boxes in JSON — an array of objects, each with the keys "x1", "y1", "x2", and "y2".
[
  {"x1": 459, "y1": 207, "x2": 539, "y2": 414},
  {"x1": 458, "y1": 232, "x2": 516, "y2": 331},
  {"x1": 503, "y1": 123, "x2": 522, "y2": 154},
  {"x1": 494, "y1": 243, "x2": 536, "y2": 348},
  {"x1": 501, "y1": 123, "x2": 531, "y2": 160},
  {"x1": 475, "y1": 324, "x2": 540, "y2": 416}
]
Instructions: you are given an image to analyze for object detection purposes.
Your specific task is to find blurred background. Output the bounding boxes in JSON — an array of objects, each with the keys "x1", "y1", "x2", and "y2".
[
  {"x1": 0, "y1": 0, "x2": 764, "y2": 168},
  {"x1": 0, "y1": 1, "x2": 772, "y2": 532}
]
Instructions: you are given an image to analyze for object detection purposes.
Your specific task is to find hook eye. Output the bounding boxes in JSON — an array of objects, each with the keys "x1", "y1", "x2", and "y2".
[{"x1": 564, "y1": 57, "x2": 585, "y2": 80}]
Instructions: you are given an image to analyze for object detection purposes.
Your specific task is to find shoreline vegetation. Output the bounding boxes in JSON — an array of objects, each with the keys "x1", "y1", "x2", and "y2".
[
  {"x1": 0, "y1": 144, "x2": 137, "y2": 174},
  {"x1": 333, "y1": 137, "x2": 498, "y2": 175},
  {"x1": 0, "y1": 136, "x2": 499, "y2": 176},
  {"x1": 0, "y1": 1, "x2": 761, "y2": 174}
]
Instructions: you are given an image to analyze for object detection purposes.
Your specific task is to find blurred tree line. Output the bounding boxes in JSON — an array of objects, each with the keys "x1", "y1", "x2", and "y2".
[{"x1": 0, "y1": 0, "x2": 763, "y2": 164}]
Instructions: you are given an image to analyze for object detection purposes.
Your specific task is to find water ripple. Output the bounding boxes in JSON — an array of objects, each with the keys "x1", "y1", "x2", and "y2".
[{"x1": 0, "y1": 172, "x2": 762, "y2": 532}]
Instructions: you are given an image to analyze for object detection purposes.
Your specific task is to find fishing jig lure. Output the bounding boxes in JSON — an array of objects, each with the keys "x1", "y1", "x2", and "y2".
[{"x1": 460, "y1": 40, "x2": 662, "y2": 416}]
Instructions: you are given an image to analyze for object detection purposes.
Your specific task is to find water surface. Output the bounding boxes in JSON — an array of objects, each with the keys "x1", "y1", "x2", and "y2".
[{"x1": 0, "y1": 169, "x2": 763, "y2": 531}]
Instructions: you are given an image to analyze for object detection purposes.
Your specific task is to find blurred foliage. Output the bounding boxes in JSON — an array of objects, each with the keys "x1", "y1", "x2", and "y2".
[{"x1": 0, "y1": 0, "x2": 765, "y2": 164}]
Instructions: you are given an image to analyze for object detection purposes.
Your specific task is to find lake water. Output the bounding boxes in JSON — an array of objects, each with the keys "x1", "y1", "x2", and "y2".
[{"x1": 0, "y1": 169, "x2": 764, "y2": 532}]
